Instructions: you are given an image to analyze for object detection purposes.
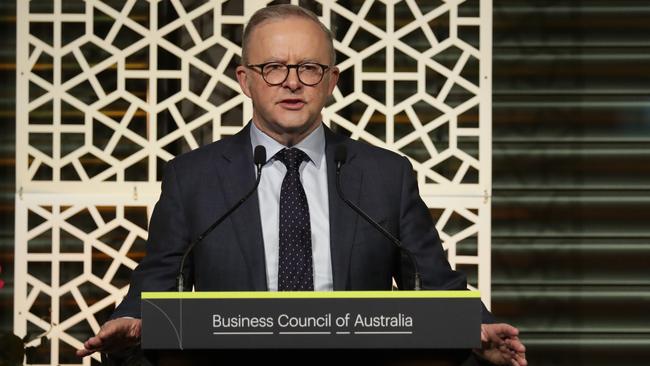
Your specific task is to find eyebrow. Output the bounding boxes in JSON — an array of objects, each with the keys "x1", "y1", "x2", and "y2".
[{"x1": 261, "y1": 58, "x2": 322, "y2": 64}]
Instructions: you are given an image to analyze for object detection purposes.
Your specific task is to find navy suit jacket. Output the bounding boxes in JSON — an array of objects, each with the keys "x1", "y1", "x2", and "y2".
[{"x1": 112, "y1": 124, "x2": 494, "y2": 322}]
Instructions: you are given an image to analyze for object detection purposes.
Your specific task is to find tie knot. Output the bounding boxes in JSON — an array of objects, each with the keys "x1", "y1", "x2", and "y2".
[{"x1": 276, "y1": 148, "x2": 308, "y2": 172}]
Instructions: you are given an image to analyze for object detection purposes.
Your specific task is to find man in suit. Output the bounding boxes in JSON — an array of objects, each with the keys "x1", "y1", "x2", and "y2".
[{"x1": 78, "y1": 5, "x2": 526, "y2": 365}]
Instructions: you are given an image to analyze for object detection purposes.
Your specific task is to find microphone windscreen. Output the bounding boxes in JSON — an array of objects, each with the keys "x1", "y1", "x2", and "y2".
[
  {"x1": 254, "y1": 145, "x2": 267, "y2": 165},
  {"x1": 334, "y1": 144, "x2": 347, "y2": 164}
]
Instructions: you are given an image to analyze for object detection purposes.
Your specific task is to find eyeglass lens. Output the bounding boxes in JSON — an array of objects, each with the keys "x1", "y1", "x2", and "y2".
[{"x1": 262, "y1": 63, "x2": 324, "y2": 85}]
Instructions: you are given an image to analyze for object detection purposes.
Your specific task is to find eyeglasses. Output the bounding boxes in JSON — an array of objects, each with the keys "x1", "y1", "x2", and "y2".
[{"x1": 246, "y1": 62, "x2": 331, "y2": 86}]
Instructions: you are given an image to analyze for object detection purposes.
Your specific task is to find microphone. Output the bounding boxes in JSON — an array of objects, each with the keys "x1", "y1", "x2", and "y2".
[
  {"x1": 334, "y1": 144, "x2": 422, "y2": 291},
  {"x1": 176, "y1": 145, "x2": 267, "y2": 291}
]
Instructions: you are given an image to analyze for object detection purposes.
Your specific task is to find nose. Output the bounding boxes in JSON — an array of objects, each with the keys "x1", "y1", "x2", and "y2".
[{"x1": 282, "y1": 67, "x2": 302, "y2": 91}]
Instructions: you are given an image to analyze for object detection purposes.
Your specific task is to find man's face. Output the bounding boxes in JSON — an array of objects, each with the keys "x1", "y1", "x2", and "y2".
[{"x1": 236, "y1": 17, "x2": 339, "y2": 145}]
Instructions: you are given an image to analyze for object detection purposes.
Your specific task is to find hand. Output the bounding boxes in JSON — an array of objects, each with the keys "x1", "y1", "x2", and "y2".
[
  {"x1": 76, "y1": 318, "x2": 142, "y2": 357},
  {"x1": 474, "y1": 323, "x2": 527, "y2": 366}
]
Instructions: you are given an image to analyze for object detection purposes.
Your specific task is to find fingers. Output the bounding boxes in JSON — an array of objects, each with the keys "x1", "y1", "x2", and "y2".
[
  {"x1": 510, "y1": 352, "x2": 527, "y2": 366},
  {"x1": 482, "y1": 324, "x2": 505, "y2": 347},
  {"x1": 75, "y1": 334, "x2": 103, "y2": 357},
  {"x1": 76, "y1": 318, "x2": 142, "y2": 358},
  {"x1": 85, "y1": 335, "x2": 103, "y2": 350},
  {"x1": 75, "y1": 346, "x2": 95, "y2": 357},
  {"x1": 504, "y1": 339, "x2": 527, "y2": 366},
  {"x1": 495, "y1": 328, "x2": 527, "y2": 366},
  {"x1": 478, "y1": 323, "x2": 528, "y2": 366},
  {"x1": 486, "y1": 323, "x2": 526, "y2": 351},
  {"x1": 513, "y1": 348, "x2": 527, "y2": 366},
  {"x1": 491, "y1": 323, "x2": 520, "y2": 338},
  {"x1": 506, "y1": 338, "x2": 526, "y2": 353}
]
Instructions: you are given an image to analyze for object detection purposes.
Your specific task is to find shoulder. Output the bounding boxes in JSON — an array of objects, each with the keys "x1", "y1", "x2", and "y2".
[
  {"x1": 166, "y1": 130, "x2": 248, "y2": 172},
  {"x1": 334, "y1": 132, "x2": 411, "y2": 170},
  {"x1": 171, "y1": 139, "x2": 225, "y2": 165}
]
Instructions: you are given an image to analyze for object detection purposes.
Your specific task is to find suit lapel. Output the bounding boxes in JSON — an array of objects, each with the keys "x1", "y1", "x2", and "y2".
[
  {"x1": 212, "y1": 124, "x2": 361, "y2": 291},
  {"x1": 214, "y1": 125, "x2": 268, "y2": 290},
  {"x1": 325, "y1": 127, "x2": 362, "y2": 290}
]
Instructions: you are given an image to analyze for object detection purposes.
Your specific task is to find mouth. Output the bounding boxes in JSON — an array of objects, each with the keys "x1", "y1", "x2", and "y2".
[{"x1": 278, "y1": 98, "x2": 306, "y2": 110}]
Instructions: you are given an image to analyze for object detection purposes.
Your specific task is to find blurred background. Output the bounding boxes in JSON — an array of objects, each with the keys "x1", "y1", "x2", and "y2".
[{"x1": 2, "y1": 1, "x2": 650, "y2": 365}]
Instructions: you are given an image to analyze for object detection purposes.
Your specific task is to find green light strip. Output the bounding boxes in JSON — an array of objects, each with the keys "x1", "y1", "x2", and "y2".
[{"x1": 141, "y1": 290, "x2": 480, "y2": 299}]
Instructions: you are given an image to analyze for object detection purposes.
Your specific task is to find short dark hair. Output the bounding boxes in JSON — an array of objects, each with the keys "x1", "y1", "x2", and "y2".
[{"x1": 241, "y1": 4, "x2": 336, "y2": 65}]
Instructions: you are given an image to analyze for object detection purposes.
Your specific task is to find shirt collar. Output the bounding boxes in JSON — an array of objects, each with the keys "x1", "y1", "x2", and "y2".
[{"x1": 249, "y1": 122, "x2": 326, "y2": 169}]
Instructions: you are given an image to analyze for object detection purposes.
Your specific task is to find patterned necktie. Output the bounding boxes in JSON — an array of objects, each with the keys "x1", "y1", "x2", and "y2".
[{"x1": 276, "y1": 148, "x2": 314, "y2": 291}]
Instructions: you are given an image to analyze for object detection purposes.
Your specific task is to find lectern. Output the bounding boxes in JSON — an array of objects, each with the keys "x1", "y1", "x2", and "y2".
[{"x1": 136, "y1": 291, "x2": 482, "y2": 365}]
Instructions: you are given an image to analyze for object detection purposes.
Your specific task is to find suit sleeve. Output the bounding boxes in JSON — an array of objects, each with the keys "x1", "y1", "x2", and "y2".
[
  {"x1": 111, "y1": 161, "x2": 193, "y2": 319},
  {"x1": 395, "y1": 156, "x2": 496, "y2": 323}
]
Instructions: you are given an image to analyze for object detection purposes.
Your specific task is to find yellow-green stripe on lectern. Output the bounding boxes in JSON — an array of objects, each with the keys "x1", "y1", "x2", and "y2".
[{"x1": 141, "y1": 290, "x2": 480, "y2": 299}]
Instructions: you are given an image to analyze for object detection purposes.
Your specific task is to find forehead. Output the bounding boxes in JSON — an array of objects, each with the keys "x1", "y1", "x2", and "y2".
[{"x1": 246, "y1": 17, "x2": 331, "y2": 62}]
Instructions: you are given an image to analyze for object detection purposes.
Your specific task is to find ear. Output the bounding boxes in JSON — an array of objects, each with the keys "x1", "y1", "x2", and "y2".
[
  {"x1": 326, "y1": 66, "x2": 340, "y2": 96},
  {"x1": 236, "y1": 65, "x2": 252, "y2": 98}
]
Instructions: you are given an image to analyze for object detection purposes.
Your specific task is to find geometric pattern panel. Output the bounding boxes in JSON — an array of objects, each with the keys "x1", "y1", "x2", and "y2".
[
  {"x1": 15, "y1": 1, "x2": 492, "y2": 365},
  {"x1": 14, "y1": 195, "x2": 157, "y2": 365},
  {"x1": 16, "y1": 0, "x2": 492, "y2": 196},
  {"x1": 423, "y1": 195, "x2": 492, "y2": 306},
  {"x1": 323, "y1": 0, "x2": 491, "y2": 196}
]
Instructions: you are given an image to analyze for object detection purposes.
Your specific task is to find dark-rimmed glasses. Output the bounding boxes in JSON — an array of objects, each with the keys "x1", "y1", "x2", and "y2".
[{"x1": 246, "y1": 62, "x2": 331, "y2": 86}]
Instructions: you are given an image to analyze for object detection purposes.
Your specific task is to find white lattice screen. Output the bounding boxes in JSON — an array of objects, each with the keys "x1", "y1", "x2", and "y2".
[{"x1": 15, "y1": 1, "x2": 492, "y2": 364}]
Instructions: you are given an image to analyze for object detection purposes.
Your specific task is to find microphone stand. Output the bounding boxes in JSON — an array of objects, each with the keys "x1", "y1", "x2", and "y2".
[
  {"x1": 334, "y1": 145, "x2": 422, "y2": 291},
  {"x1": 176, "y1": 146, "x2": 266, "y2": 291}
]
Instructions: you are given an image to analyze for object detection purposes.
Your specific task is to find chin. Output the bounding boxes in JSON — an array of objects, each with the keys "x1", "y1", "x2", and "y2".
[{"x1": 276, "y1": 115, "x2": 311, "y2": 131}]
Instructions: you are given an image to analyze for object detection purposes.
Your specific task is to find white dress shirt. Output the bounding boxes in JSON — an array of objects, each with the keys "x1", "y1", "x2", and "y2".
[{"x1": 250, "y1": 122, "x2": 333, "y2": 291}]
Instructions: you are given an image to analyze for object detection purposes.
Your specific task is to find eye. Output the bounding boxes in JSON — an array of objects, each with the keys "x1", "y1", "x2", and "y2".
[
  {"x1": 264, "y1": 63, "x2": 286, "y2": 72},
  {"x1": 300, "y1": 63, "x2": 320, "y2": 72}
]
